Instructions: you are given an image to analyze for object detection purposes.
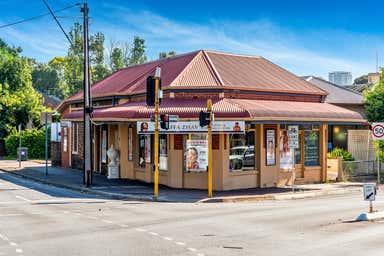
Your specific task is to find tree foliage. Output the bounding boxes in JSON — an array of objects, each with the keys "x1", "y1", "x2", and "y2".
[
  {"x1": 364, "y1": 69, "x2": 384, "y2": 122},
  {"x1": 354, "y1": 75, "x2": 368, "y2": 85},
  {"x1": 159, "y1": 51, "x2": 176, "y2": 59},
  {"x1": 0, "y1": 39, "x2": 45, "y2": 138},
  {"x1": 129, "y1": 36, "x2": 147, "y2": 66}
]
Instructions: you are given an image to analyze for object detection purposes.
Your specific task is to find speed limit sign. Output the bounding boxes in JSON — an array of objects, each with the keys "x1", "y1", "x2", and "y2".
[{"x1": 372, "y1": 122, "x2": 384, "y2": 140}]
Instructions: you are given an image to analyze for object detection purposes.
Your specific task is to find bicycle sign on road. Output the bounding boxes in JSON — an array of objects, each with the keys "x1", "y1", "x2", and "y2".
[{"x1": 371, "y1": 122, "x2": 384, "y2": 140}]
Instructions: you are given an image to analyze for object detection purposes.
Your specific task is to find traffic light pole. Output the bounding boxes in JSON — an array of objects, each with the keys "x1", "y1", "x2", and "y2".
[
  {"x1": 154, "y1": 77, "x2": 160, "y2": 199},
  {"x1": 207, "y1": 99, "x2": 213, "y2": 198}
]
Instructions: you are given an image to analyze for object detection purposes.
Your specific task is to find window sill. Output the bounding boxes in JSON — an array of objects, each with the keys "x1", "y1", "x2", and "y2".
[{"x1": 229, "y1": 170, "x2": 259, "y2": 176}]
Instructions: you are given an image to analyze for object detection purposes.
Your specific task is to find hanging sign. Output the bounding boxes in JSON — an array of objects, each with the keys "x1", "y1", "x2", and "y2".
[{"x1": 137, "y1": 121, "x2": 245, "y2": 134}]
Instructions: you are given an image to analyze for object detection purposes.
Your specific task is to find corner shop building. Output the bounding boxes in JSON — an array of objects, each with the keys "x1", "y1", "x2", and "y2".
[{"x1": 58, "y1": 50, "x2": 365, "y2": 190}]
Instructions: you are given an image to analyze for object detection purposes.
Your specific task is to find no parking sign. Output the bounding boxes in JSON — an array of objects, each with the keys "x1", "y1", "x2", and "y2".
[{"x1": 371, "y1": 123, "x2": 384, "y2": 140}]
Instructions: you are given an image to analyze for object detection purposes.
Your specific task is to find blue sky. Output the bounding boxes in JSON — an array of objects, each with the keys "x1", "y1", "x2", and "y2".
[{"x1": 0, "y1": 0, "x2": 383, "y2": 79}]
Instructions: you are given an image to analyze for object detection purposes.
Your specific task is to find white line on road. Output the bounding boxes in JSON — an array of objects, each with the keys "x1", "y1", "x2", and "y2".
[
  {"x1": 149, "y1": 232, "x2": 158, "y2": 236},
  {"x1": 0, "y1": 234, "x2": 9, "y2": 241},
  {"x1": 15, "y1": 248, "x2": 23, "y2": 253},
  {"x1": 0, "y1": 214, "x2": 24, "y2": 217},
  {"x1": 135, "y1": 228, "x2": 146, "y2": 232},
  {"x1": 9, "y1": 242, "x2": 17, "y2": 246},
  {"x1": 163, "y1": 237, "x2": 173, "y2": 241},
  {"x1": 15, "y1": 196, "x2": 32, "y2": 202},
  {"x1": 196, "y1": 253, "x2": 205, "y2": 256},
  {"x1": 86, "y1": 216, "x2": 98, "y2": 220},
  {"x1": 187, "y1": 248, "x2": 197, "y2": 252},
  {"x1": 102, "y1": 219, "x2": 113, "y2": 224},
  {"x1": 175, "y1": 242, "x2": 185, "y2": 246},
  {"x1": 118, "y1": 224, "x2": 129, "y2": 228}
]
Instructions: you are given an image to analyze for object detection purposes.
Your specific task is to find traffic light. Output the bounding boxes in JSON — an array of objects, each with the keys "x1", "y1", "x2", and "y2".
[
  {"x1": 146, "y1": 76, "x2": 162, "y2": 106},
  {"x1": 160, "y1": 114, "x2": 169, "y2": 130},
  {"x1": 199, "y1": 111, "x2": 211, "y2": 127}
]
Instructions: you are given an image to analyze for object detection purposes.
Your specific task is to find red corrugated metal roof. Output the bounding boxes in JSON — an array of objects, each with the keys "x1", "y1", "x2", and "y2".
[
  {"x1": 63, "y1": 98, "x2": 364, "y2": 123},
  {"x1": 61, "y1": 49, "x2": 327, "y2": 107}
]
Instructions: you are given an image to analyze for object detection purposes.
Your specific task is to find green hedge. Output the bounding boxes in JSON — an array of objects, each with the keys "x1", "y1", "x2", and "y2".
[
  {"x1": 5, "y1": 128, "x2": 50, "y2": 159},
  {"x1": 327, "y1": 148, "x2": 355, "y2": 161}
]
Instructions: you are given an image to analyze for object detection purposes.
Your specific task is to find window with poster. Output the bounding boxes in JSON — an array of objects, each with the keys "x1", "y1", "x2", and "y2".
[
  {"x1": 138, "y1": 134, "x2": 151, "y2": 168},
  {"x1": 184, "y1": 134, "x2": 208, "y2": 172},
  {"x1": 159, "y1": 134, "x2": 168, "y2": 171},
  {"x1": 229, "y1": 129, "x2": 255, "y2": 171},
  {"x1": 265, "y1": 128, "x2": 276, "y2": 166}
]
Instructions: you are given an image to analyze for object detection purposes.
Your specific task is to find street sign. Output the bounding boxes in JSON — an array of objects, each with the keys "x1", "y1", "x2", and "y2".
[
  {"x1": 372, "y1": 123, "x2": 384, "y2": 140},
  {"x1": 287, "y1": 125, "x2": 299, "y2": 149},
  {"x1": 363, "y1": 183, "x2": 376, "y2": 201}
]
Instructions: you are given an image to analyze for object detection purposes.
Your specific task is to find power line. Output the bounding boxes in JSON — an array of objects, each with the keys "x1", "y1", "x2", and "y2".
[
  {"x1": 0, "y1": 4, "x2": 78, "y2": 29},
  {"x1": 42, "y1": 0, "x2": 77, "y2": 48}
]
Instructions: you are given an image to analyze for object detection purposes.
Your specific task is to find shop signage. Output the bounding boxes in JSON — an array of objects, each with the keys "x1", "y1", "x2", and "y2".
[
  {"x1": 266, "y1": 129, "x2": 276, "y2": 166},
  {"x1": 287, "y1": 125, "x2": 299, "y2": 149},
  {"x1": 371, "y1": 123, "x2": 384, "y2": 140},
  {"x1": 185, "y1": 140, "x2": 208, "y2": 172},
  {"x1": 137, "y1": 121, "x2": 245, "y2": 134}
]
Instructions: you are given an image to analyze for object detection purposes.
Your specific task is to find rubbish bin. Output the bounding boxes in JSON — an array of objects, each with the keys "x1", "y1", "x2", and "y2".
[{"x1": 17, "y1": 147, "x2": 28, "y2": 161}]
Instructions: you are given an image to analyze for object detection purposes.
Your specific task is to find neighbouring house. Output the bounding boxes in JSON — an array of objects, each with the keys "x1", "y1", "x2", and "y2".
[
  {"x1": 56, "y1": 50, "x2": 365, "y2": 190},
  {"x1": 304, "y1": 76, "x2": 373, "y2": 161}
]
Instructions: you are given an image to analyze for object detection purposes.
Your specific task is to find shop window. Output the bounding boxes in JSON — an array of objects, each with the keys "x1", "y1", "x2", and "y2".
[
  {"x1": 72, "y1": 123, "x2": 79, "y2": 154},
  {"x1": 184, "y1": 134, "x2": 208, "y2": 172},
  {"x1": 229, "y1": 131, "x2": 255, "y2": 171},
  {"x1": 138, "y1": 135, "x2": 151, "y2": 168},
  {"x1": 304, "y1": 131, "x2": 320, "y2": 166},
  {"x1": 101, "y1": 128, "x2": 107, "y2": 164},
  {"x1": 159, "y1": 134, "x2": 168, "y2": 171}
]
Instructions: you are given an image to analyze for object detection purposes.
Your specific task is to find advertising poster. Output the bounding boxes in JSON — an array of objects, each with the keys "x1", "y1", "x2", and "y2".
[
  {"x1": 128, "y1": 127, "x2": 133, "y2": 161},
  {"x1": 266, "y1": 129, "x2": 276, "y2": 166},
  {"x1": 101, "y1": 130, "x2": 107, "y2": 163},
  {"x1": 145, "y1": 135, "x2": 151, "y2": 163},
  {"x1": 280, "y1": 130, "x2": 293, "y2": 169},
  {"x1": 185, "y1": 140, "x2": 208, "y2": 172}
]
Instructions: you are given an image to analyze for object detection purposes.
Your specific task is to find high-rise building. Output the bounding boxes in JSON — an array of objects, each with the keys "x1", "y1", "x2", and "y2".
[{"x1": 328, "y1": 71, "x2": 352, "y2": 86}]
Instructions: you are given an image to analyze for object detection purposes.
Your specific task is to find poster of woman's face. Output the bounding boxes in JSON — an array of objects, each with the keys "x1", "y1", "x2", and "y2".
[
  {"x1": 280, "y1": 130, "x2": 293, "y2": 169},
  {"x1": 266, "y1": 129, "x2": 276, "y2": 166}
]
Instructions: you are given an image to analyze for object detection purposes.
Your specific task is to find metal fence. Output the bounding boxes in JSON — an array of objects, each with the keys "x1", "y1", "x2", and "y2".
[{"x1": 342, "y1": 160, "x2": 384, "y2": 182}]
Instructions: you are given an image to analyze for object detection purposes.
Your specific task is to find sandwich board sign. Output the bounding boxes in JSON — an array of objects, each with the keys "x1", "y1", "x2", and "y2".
[
  {"x1": 363, "y1": 183, "x2": 376, "y2": 201},
  {"x1": 372, "y1": 123, "x2": 384, "y2": 140}
]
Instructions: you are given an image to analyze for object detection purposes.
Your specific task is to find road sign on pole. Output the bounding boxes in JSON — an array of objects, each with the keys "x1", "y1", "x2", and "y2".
[
  {"x1": 372, "y1": 123, "x2": 384, "y2": 140},
  {"x1": 364, "y1": 183, "x2": 376, "y2": 213},
  {"x1": 371, "y1": 123, "x2": 383, "y2": 184}
]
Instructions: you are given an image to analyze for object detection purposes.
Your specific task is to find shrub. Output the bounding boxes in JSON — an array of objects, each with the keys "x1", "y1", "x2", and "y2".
[
  {"x1": 5, "y1": 128, "x2": 50, "y2": 159},
  {"x1": 327, "y1": 148, "x2": 355, "y2": 161}
]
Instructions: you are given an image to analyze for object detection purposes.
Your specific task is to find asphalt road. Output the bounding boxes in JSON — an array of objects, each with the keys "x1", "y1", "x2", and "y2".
[{"x1": 0, "y1": 170, "x2": 384, "y2": 256}]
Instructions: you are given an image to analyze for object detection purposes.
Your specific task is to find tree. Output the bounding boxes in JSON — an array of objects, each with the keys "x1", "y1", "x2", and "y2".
[
  {"x1": 128, "y1": 36, "x2": 146, "y2": 66},
  {"x1": 0, "y1": 38, "x2": 45, "y2": 138},
  {"x1": 110, "y1": 47, "x2": 124, "y2": 72},
  {"x1": 364, "y1": 69, "x2": 384, "y2": 122},
  {"x1": 159, "y1": 51, "x2": 176, "y2": 59},
  {"x1": 32, "y1": 63, "x2": 68, "y2": 99}
]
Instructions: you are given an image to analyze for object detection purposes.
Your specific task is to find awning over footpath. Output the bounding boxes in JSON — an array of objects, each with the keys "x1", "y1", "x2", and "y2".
[{"x1": 63, "y1": 98, "x2": 366, "y2": 124}]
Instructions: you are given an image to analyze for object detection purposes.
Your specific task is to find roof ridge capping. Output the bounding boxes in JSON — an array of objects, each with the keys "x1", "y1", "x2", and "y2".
[{"x1": 202, "y1": 49, "x2": 262, "y2": 59}]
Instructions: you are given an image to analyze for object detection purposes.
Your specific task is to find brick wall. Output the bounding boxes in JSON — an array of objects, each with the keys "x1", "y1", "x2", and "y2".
[
  {"x1": 71, "y1": 122, "x2": 84, "y2": 170},
  {"x1": 51, "y1": 142, "x2": 61, "y2": 166}
]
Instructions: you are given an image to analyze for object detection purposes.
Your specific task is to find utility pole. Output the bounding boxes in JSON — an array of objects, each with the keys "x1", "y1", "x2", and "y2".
[
  {"x1": 154, "y1": 67, "x2": 161, "y2": 199},
  {"x1": 207, "y1": 99, "x2": 213, "y2": 198},
  {"x1": 81, "y1": 2, "x2": 92, "y2": 187}
]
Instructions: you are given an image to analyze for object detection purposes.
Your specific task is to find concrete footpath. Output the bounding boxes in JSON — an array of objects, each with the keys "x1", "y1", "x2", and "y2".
[{"x1": 0, "y1": 160, "x2": 368, "y2": 203}]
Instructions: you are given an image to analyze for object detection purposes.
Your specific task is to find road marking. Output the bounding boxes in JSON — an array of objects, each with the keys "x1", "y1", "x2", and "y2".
[
  {"x1": 0, "y1": 234, "x2": 9, "y2": 241},
  {"x1": 16, "y1": 248, "x2": 23, "y2": 253},
  {"x1": 102, "y1": 219, "x2": 113, "y2": 224},
  {"x1": 187, "y1": 247, "x2": 197, "y2": 252},
  {"x1": 135, "y1": 228, "x2": 146, "y2": 232},
  {"x1": 15, "y1": 196, "x2": 32, "y2": 202},
  {"x1": 0, "y1": 214, "x2": 24, "y2": 217},
  {"x1": 9, "y1": 242, "x2": 17, "y2": 246},
  {"x1": 149, "y1": 232, "x2": 158, "y2": 236},
  {"x1": 197, "y1": 253, "x2": 205, "y2": 256},
  {"x1": 163, "y1": 237, "x2": 173, "y2": 241},
  {"x1": 75, "y1": 213, "x2": 82, "y2": 216},
  {"x1": 87, "y1": 216, "x2": 98, "y2": 220},
  {"x1": 63, "y1": 211, "x2": 70, "y2": 214},
  {"x1": 118, "y1": 224, "x2": 129, "y2": 228},
  {"x1": 175, "y1": 242, "x2": 185, "y2": 246}
]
